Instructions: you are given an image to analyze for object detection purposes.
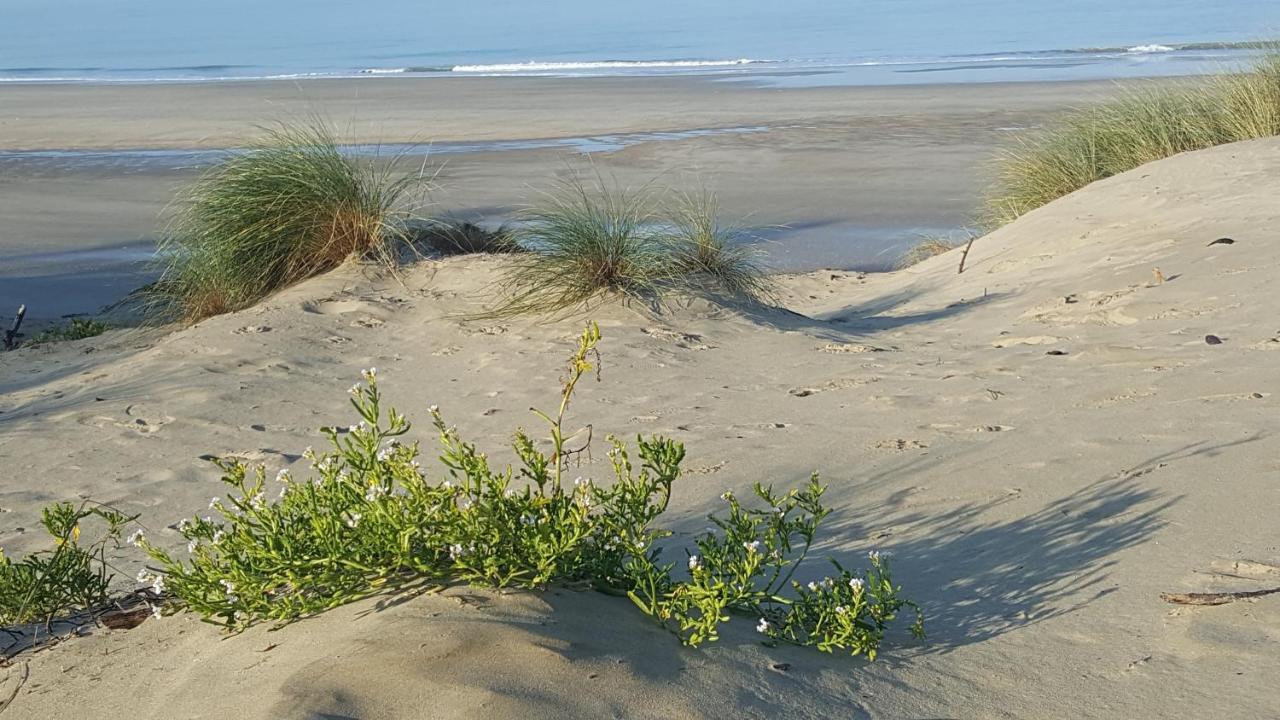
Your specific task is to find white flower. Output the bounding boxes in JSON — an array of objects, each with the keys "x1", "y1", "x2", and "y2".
[
  {"x1": 835, "y1": 605, "x2": 848, "y2": 615},
  {"x1": 249, "y1": 491, "x2": 265, "y2": 509},
  {"x1": 177, "y1": 518, "x2": 193, "y2": 532},
  {"x1": 574, "y1": 476, "x2": 592, "y2": 488},
  {"x1": 209, "y1": 497, "x2": 220, "y2": 509},
  {"x1": 773, "y1": 506, "x2": 785, "y2": 515},
  {"x1": 187, "y1": 539, "x2": 200, "y2": 554},
  {"x1": 276, "y1": 468, "x2": 291, "y2": 483},
  {"x1": 302, "y1": 446, "x2": 316, "y2": 460},
  {"x1": 428, "y1": 404, "x2": 440, "y2": 414},
  {"x1": 361, "y1": 367, "x2": 377, "y2": 382},
  {"x1": 136, "y1": 569, "x2": 152, "y2": 584},
  {"x1": 849, "y1": 577, "x2": 865, "y2": 593},
  {"x1": 743, "y1": 540, "x2": 762, "y2": 554},
  {"x1": 807, "y1": 581, "x2": 819, "y2": 592},
  {"x1": 688, "y1": 555, "x2": 701, "y2": 571},
  {"x1": 449, "y1": 543, "x2": 469, "y2": 560},
  {"x1": 868, "y1": 550, "x2": 891, "y2": 563},
  {"x1": 720, "y1": 491, "x2": 734, "y2": 502},
  {"x1": 212, "y1": 530, "x2": 225, "y2": 544},
  {"x1": 442, "y1": 480, "x2": 454, "y2": 489},
  {"x1": 127, "y1": 529, "x2": 146, "y2": 547},
  {"x1": 278, "y1": 485, "x2": 290, "y2": 500},
  {"x1": 150, "y1": 574, "x2": 166, "y2": 594},
  {"x1": 348, "y1": 383, "x2": 362, "y2": 397},
  {"x1": 346, "y1": 513, "x2": 362, "y2": 528},
  {"x1": 756, "y1": 618, "x2": 771, "y2": 634},
  {"x1": 377, "y1": 442, "x2": 399, "y2": 462},
  {"x1": 364, "y1": 484, "x2": 386, "y2": 501},
  {"x1": 220, "y1": 579, "x2": 236, "y2": 593}
]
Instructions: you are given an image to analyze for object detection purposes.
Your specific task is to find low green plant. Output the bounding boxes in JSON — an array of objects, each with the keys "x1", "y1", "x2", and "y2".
[
  {"x1": 0, "y1": 502, "x2": 134, "y2": 625},
  {"x1": 627, "y1": 479, "x2": 922, "y2": 657},
  {"x1": 983, "y1": 52, "x2": 1280, "y2": 227},
  {"x1": 27, "y1": 317, "x2": 110, "y2": 346},
  {"x1": 138, "y1": 324, "x2": 921, "y2": 658},
  {"x1": 151, "y1": 120, "x2": 427, "y2": 323},
  {"x1": 489, "y1": 176, "x2": 772, "y2": 316}
]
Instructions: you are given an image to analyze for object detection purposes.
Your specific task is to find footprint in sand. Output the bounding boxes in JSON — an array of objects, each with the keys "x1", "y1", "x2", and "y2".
[
  {"x1": 80, "y1": 407, "x2": 174, "y2": 435},
  {"x1": 641, "y1": 327, "x2": 714, "y2": 350},
  {"x1": 305, "y1": 297, "x2": 388, "y2": 316},
  {"x1": 819, "y1": 342, "x2": 891, "y2": 354},
  {"x1": 790, "y1": 376, "x2": 880, "y2": 397},
  {"x1": 992, "y1": 335, "x2": 1064, "y2": 348},
  {"x1": 233, "y1": 325, "x2": 272, "y2": 335},
  {"x1": 873, "y1": 439, "x2": 929, "y2": 451},
  {"x1": 458, "y1": 324, "x2": 509, "y2": 336}
]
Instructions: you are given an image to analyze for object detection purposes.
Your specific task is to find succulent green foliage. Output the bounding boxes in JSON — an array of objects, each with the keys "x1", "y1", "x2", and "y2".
[
  {"x1": 27, "y1": 317, "x2": 110, "y2": 346},
  {"x1": 138, "y1": 325, "x2": 921, "y2": 659},
  {"x1": 0, "y1": 502, "x2": 134, "y2": 625}
]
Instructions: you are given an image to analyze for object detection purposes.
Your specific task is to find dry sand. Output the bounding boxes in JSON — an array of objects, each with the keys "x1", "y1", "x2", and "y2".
[{"x1": 1, "y1": 137, "x2": 1277, "y2": 718}]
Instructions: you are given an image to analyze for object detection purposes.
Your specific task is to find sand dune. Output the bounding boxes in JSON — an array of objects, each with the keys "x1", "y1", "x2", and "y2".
[{"x1": 1, "y1": 138, "x2": 1278, "y2": 717}]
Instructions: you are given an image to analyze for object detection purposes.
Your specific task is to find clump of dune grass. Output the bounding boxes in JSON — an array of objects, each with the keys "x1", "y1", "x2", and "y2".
[
  {"x1": 152, "y1": 122, "x2": 425, "y2": 323},
  {"x1": 489, "y1": 177, "x2": 772, "y2": 317},
  {"x1": 895, "y1": 236, "x2": 964, "y2": 269},
  {"x1": 983, "y1": 52, "x2": 1280, "y2": 228},
  {"x1": 410, "y1": 218, "x2": 521, "y2": 256},
  {"x1": 667, "y1": 191, "x2": 774, "y2": 302}
]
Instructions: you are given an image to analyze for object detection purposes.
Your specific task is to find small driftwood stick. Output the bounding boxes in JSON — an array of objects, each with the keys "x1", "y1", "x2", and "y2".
[
  {"x1": 2, "y1": 305, "x2": 25, "y2": 351},
  {"x1": 1161, "y1": 587, "x2": 1280, "y2": 606},
  {"x1": 957, "y1": 235, "x2": 978, "y2": 274},
  {"x1": 0, "y1": 662, "x2": 28, "y2": 715}
]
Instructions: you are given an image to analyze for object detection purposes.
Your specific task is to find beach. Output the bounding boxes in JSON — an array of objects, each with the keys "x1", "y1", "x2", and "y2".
[
  {"x1": 2, "y1": 126, "x2": 1278, "y2": 717},
  {"x1": 2, "y1": 76, "x2": 1147, "y2": 324}
]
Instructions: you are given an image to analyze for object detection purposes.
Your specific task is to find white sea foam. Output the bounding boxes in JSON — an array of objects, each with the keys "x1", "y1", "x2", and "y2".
[
  {"x1": 449, "y1": 59, "x2": 759, "y2": 73},
  {"x1": 1127, "y1": 44, "x2": 1176, "y2": 54},
  {"x1": 359, "y1": 67, "x2": 408, "y2": 74}
]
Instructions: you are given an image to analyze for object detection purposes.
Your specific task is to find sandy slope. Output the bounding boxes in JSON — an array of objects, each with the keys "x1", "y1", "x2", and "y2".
[{"x1": 1, "y1": 138, "x2": 1278, "y2": 718}]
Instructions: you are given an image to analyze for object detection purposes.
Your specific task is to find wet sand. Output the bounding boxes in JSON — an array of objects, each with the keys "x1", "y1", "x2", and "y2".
[{"x1": 0, "y1": 75, "x2": 1156, "y2": 323}]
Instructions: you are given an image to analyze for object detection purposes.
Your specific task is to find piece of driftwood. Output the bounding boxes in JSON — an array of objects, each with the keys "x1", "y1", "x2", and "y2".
[
  {"x1": 1161, "y1": 587, "x2": 1280, "y2": 606},
  {"x1": 957, "y1": 235, "x2": 978, "y2": 274},
  {"x1": 0, "y1": 662, "x2": 28, "y2": 716},
  {"x1": 2, "y1": 305, "x2": 25, "y2": 351}
]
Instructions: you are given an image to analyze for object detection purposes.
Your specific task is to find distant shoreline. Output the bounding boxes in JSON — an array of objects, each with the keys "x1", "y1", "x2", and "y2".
[{"x1": 0, "y1": 74, "x2": 1196, "y2": 152}]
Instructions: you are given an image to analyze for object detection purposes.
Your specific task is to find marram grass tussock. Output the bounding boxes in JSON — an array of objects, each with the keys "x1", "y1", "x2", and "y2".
[
  {"x1": 984, "y1": 52, "x2": 1280, "y2": 228},
  {"x1": 150, "y1": 121, "x2": 428, "y2": 323}
]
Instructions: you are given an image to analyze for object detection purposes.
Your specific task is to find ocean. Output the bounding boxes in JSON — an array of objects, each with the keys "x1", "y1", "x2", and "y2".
[{"x1": 3, "y1": 0, "x2": 1279, "y2": 85}]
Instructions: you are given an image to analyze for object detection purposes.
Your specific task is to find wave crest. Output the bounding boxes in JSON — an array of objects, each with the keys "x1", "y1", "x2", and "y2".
[{"x1": 449, "y1": 59, "x2": 759, "y2": 73}]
